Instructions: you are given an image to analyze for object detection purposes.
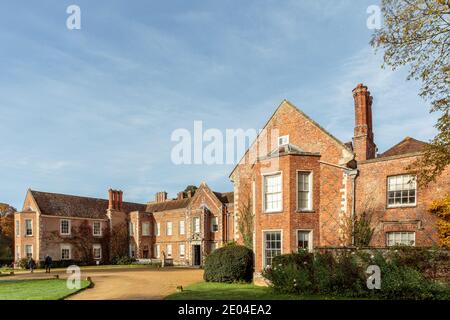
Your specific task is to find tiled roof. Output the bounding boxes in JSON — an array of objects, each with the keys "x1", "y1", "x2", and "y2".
[
  {"x1": 213, "y1": 192, "x2": 234, "y2": 204},
  {"x1": 30, "y1": 190, "x2": 146, "y2": 219},
  {"x1": 379, "y1": 137, "x2": 428, "y2": 158},
  {"x1": 145, "y1": 198, "x2": 192, "y2": 213}
]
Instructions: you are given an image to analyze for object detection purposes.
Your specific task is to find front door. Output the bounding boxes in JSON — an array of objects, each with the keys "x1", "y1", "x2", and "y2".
[{"x1": 193, "y1": 245, "x2": 201, "y2": 266}]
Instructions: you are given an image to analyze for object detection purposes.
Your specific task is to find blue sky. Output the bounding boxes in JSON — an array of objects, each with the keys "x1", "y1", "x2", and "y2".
[{"x1": 0, "y1": 0, "x2": 437, "y2": 209}]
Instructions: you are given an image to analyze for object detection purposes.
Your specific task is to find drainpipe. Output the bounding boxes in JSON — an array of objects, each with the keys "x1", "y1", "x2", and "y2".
[{"x1": 349, "y1": 169, "x2": 359, "y2": 246}]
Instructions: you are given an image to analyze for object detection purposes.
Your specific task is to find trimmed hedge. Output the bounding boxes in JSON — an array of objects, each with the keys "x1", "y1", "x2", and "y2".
[
  {"x1": 204, "y1": 244, "x2": 254, "y2": 283},
  {"x1": 263, "y1": 248, "x2": 450, "y2": 300}
]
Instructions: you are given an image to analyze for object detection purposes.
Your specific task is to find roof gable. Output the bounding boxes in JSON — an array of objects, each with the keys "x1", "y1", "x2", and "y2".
[
  {"x1": 379, "y1": 137, "x2": 428, "y2": 158},
  {"x1": 229, "y1": 100, "x2": 353, "y2": 178}
]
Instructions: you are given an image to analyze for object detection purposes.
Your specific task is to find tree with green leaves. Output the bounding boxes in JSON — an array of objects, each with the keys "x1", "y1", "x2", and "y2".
[
  {"x1": 238, "y1": 197, "x2": 254, "y2": 249},
  {"x1": 183, "y1": 185, "x2": 198, "y2": 197},
  {"x1": 371, "y1": 0, "x2": 450, "y2": 185}
]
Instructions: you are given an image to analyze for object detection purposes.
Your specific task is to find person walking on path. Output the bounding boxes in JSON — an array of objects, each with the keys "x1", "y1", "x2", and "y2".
[
  {"x1": 27, "y1": 257, "x2": 36, "y2": 273},
  {"x1": 44, "y1": 255, "x2": 52, "y2": 273}
]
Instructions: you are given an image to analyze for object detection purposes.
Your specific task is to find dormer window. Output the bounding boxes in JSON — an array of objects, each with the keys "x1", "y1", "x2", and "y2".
[{"x1": 278, "y1": 135, "x2": 289, "y2": 146}]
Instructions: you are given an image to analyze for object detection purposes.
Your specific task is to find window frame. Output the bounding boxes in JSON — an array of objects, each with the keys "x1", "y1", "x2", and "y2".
[
  {"x1": 386, "y1": 174, "x2": 417, "y2": 208},
  {"x1": 25, "y1": 244, "x2": 33, "y2": 259},
  {"x1": 296, "y1": 170, "x2": 313, "y2": 212},
  {"x1": 166, "y1": 244, "x2": 172, "y2": 258},
  {"x1": 166, "y1": 221, "x2": 173, "y2": 236},
  {"x1": 386, "y1": 231, "x2": 416, "y2": 247},
  {"x1": 15, "y1": 220, "x2": 20, "y2": 237},
  {"x1": 278, "y1": 135, "x2": 289, "y2": 146},
  {"x1": 93, "y1": 244, "x2": 102, "y2": 260},
  {"x1": 25, "y1": 219, "x2": 33, "y2": 236},
  {"x1": 262, "y1": 229, "x2": 283, "y2": 269},
  {"x1": 179, "y1": 244, "x2": 185, "y2": 258},
  {"x1": 59, "y1": 219, "x2": 71, "y2": 236},
  {"x1": 129, "y1": 222, "x2": 134, "y2": 237},
  {"x1": 296, "y1": 229, "x2": 313, "y2": 252},
  {"x1": 179, "y1": 220, "x2": 185, "y2": 235},
  {"x1": 60, "y1": 244, "x2": 71, "y2": 260},
  {"x1": 155, "y1": 244, "x2": 160, "y2": 258},
  {"x1": 155, "y1": 223, "x2": 161, "y2": 236},
  {"x1": 262, "y1": 172, "x2": 283, "y2": 213},
  {"x1": 210, "y1": 217, "x2": 218, "y2": 232},
  {"x1": 193, "y1": 217, "x2": 201, "y2": 234},
  {"x1": 93, "y1": 221, "x2": 102, "y2": 237},
  {"x1": 129, "y1": 243, "x2": 136, "y2": 258},
  {"x1": 142, "y1": 222, "x2": 150, "y2": 236}
]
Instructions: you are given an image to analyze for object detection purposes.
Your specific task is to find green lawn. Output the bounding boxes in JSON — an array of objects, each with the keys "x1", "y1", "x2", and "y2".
[
  {"x1": 0, "y1": 264, "x2": 159, "y2": 275},
  {"x1": 165, "y1": 282, "x2": 358, "y2": 300},
  {"x1": 0, "y1": 279, "x2": 90, "y2": 300}
]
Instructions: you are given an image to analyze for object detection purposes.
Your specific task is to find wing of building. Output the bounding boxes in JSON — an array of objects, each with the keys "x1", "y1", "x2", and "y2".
[
  {"x1": 14, "y1": 183, "x2": 234, "y2": 266},
  {"x1": 13, "y1": 83, "x2": 449, "y2": 271},
  {"x1": 230, "y1": 83, "x2": 449, "y2": 274}
]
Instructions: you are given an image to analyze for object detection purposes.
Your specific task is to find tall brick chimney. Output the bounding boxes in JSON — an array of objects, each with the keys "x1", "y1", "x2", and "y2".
[
  {"x1": 108, "y1": 189, "x2": 123, "y2": 210},
  {"x1": 352, "y1": 83, "x2": 376, "y2": 161},
  {"x1": 155, "y1": 191, "x2": 168, "y2": 203},
  {"x1": 108, "y1": 189, "x2": 114, "y2": 210}
]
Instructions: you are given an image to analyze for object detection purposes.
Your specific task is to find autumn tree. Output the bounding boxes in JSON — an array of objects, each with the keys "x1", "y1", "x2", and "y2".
[
  {"x1": 0, "y1": 203, "x2": 16, "y2": 260},
  {"x1": 429, "y1": 195, "x2": 450, "y2": 247},
  {"x1": 371, "y1": 0, "x2": 450, "y2": 185},
  {"x1": 109, "y1": 222, "x2": 129, "y2": 259}
]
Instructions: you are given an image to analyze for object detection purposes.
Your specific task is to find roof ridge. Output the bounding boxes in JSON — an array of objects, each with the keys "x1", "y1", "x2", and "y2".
[{"x1": 30, "y1": 189, "x2": 145, "y2": 206}]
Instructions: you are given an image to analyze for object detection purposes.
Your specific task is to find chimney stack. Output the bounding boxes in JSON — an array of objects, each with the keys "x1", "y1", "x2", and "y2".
[
  {"x1": 352, "y1": 83, "x2": 376, "y2": 161},
  {"x1": 118, "y1": 190, "x2": 123, "y2": 211},
  {"x1": 108, "y1": 189, "x2": 123, "y2": 211},
  {"x1": 155, "y1": 191, "x2": 168, "y2": 203},
  {"x1": 108, "y1": 189, "x2": 114, "y2": 210},
  {"x1": 177, "y1": 192, "x2": 185, "y2": 200}
]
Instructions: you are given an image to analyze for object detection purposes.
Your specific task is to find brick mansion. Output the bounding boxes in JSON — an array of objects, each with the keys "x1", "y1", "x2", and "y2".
[{"x1": 14, "y1": 83, "x2": 450, "y2": 272}]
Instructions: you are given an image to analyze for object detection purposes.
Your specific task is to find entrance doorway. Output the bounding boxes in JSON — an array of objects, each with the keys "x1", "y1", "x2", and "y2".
[{"x1": 192, "y1": 245, "x2": 201, "y2": 266}]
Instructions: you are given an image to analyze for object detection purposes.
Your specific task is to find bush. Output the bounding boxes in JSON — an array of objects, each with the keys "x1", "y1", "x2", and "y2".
[
  {"x1": 0, "y1": 259, "x2": 13, "y2": 268},
  {"x1": 330, "y1": 252, "x2": 367, "y2": 296},
  {"x1": 264, "y1": 251, "x2": 366, "y2": 296},
  {"x1": 379, "y1": 263, "x2": 449, "y2": 300},
  {"x1": 264, "y1": 251, "x2": 314, "y2": 294},
  {"x1": 204, "y1": 244, "x2": 253, "y2": 283},
  {"x1": 111, "y1": 256, "x2": 136, "y2": 265},
  {"x1": 263, "y1": 249, "x2": 450, "y2": 299},
  {"x1": 17, "y1": 258, "x2": 29, "y2": 269}
]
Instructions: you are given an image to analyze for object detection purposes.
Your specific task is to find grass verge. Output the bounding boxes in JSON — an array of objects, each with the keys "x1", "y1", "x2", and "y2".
[
  {"x1": 0, "y1": 279, "x2": 90, "y2": 300},
  {"x1": 165, "y1": 282, "x2": 362, "y2": 300}
]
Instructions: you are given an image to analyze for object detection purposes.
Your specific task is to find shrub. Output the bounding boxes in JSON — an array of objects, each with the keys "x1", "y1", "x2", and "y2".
[
  {"x1": 330, "y1": 252, "x2": 367, "y2": 297},
  {"x1": 264, "y1": 251, "x2": 367, "y2": 296},
  {"x1": 111, "y1": 256, "x2": 136, "y2": 265},
  {"x1": 204, "y1": 244, "x2": 253, "y2": 283},
  {"x1": 17, "y1": 258, "x2": 29, "y2": 269},
  {"x1": 263, "y1": 251, "x2": 314, "y2": 294},
  {"x1": 378, "y1": 263, "x2": 449, "y2": 300},
  {"x1": 0, "y1": 259, "x2": 13, "y2": 268}
]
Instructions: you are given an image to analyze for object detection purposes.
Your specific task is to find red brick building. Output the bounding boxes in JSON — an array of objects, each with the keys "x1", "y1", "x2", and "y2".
[
  {"x1": 230, "y1": 83, "x2": 449, "y2": 274},
  {"x1": 14, "y1": 183, "x2": 234, "y2": 266},
  {"x1": 14, "y1": 83, "x2": 449, "y2": 274}
]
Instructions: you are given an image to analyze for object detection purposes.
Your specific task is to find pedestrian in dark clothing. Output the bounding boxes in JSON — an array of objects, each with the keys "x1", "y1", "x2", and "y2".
[
  {"x1": 27, "y1": 257, "x2": 36, "y2": 273},
  {"x1": 44, "y1": 255, "x2": 52, "y2": 273}
]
